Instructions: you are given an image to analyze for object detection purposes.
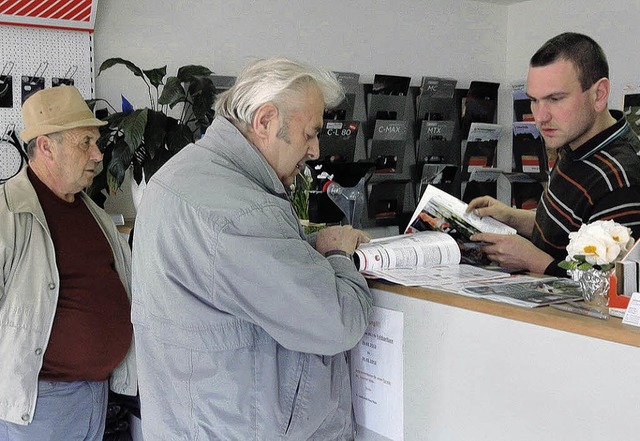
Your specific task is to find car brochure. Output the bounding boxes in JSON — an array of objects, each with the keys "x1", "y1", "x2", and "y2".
[
  {"x1": 353, "y1": 230, "x2": 510, "y2": 287},
  {"x1": 405, "y1": 184, "x2": 516, "y2": 265},
  {"x1": 458, "y1": 276, "x2": 583, "y2": 308}
]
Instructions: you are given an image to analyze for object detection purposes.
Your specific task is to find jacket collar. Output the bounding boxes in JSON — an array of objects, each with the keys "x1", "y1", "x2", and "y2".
[
  {"x1": 3, "y1": 167, "x2": 46, "y2": 219},
  {"x1": 198, "y1": 117, "x2": 288, "y2": 197},
  {"x1": 4, "y1": 166, "x2": 95, "y2": 227}
]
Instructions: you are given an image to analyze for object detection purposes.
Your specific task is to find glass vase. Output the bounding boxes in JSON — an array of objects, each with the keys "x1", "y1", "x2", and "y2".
[{"x1": 570, "y1": 268, "x2": 611, "y2": 317}]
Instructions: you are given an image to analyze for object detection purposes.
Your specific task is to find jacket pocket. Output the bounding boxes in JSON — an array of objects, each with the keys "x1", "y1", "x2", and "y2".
[{"x1": 284, "y1": 354, "x2": 307, "y2": 436}]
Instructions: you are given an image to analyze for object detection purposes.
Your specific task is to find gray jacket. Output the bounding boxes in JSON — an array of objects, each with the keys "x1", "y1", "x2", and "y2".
[
  {"x1": 0, "y1": 167, "x2": 137, "y2": 425},
  {"x1": 131, "y1": 117, "x2": 373, "y2": 440}
]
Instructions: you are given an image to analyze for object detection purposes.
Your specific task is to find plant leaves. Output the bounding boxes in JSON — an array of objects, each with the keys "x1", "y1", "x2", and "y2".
[
  {"x1": 188, "y1": 76, "x2": 216, "y2": 130},
  {"x1": 120, "y1": 109, "x2": 148, "y2": 153},
  {"x1": 108, "y1": 137, "x2": 134, "y2": 191},
  {"x1": 158, "y1": 76, "x2": 187, "y2": 108},
  {"x1": 143, "y1": 66, "x2": 167, "y2": 90},
  {"x1": 557, "y1": 260, "x2": 575, "y2": 270},
  {"x1": 165, "y1": 122, "x2": 193, "y2": 153},
  {"x1": 176, "y1": 65, "x2": 213, "y2": 83},
  {"x1": 143, "y1": 147, "x2": 175, "y2": 182},
  {"x1": 143, "y1": 110, "x2": 169, "y2": 156},
  {"x1": 97, "y1": 58, "x2": 144, "y2": 79}
]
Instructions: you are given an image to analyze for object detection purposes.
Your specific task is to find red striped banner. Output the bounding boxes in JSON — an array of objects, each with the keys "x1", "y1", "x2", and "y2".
[{"x1": 0, "y1": 0, "x2": 98, "y2": 32}]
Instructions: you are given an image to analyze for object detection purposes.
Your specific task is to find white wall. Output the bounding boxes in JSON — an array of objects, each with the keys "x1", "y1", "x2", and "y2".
[
  {"x1": 506, "y1": 0, "x2": 640, "y2": 110},
  {"x1": 93, "y1": 0, "x2": 509, "y2": 217},
  {"x1": 94, "y1": 0, "x2": 640, "y2": 217}
]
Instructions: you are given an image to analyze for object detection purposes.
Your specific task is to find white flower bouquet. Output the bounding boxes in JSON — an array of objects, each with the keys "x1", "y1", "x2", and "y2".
[{"x1": 559, "y1": 220, "x2": 634, "y2": 272}]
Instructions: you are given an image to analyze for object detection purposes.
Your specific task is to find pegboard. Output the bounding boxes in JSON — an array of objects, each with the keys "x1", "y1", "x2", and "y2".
[{"x1": 0, "y1": 24, "x2": 94, "y2": 142}]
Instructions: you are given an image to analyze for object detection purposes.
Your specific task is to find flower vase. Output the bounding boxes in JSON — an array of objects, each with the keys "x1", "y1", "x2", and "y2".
[{"x1": 570, "y1": 268, "x2": 611, "y2": 317}]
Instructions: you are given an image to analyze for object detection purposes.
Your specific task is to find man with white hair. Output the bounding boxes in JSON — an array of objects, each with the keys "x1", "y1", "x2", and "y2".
[{"x1": 131, "y1": 58, "x2": 373, "y2": 440}]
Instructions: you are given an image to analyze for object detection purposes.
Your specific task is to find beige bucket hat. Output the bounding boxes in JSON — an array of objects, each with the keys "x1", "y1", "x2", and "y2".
[{"x1": 20, "y1": 85, "x2": 107, "y2": 143}]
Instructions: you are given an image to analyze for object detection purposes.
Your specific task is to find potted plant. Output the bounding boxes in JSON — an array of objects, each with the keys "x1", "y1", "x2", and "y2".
[{"x1": 87, "y1": 58, "x2": 216, "y2": 206}]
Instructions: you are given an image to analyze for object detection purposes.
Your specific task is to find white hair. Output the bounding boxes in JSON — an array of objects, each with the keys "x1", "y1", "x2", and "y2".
[{"x1": 214, "y1": 58, "x2": 344, "y2": 131}]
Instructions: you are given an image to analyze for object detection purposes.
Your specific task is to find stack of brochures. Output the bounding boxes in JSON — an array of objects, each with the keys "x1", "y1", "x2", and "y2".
[{"x1": 457, "y1": 276, "x2": 583, "y2": 308}]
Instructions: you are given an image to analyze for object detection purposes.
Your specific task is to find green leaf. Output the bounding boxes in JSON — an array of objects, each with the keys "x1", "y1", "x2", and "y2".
[
  {"x1": 143, "y1": 66, "x2": 167, "y2": 90},
  {"x1": 143, "y1": 110, "x2": 169, "y2": 156},
  {"x1": 165, "y1": 122, "x2": 193, "y2": 153},
  {"x1": 188, "y1": 76, "x2": 216, "y2": 128},
  {"x1": 120, "y1": 109, "x2": 148, "y2": 152},
  {"x1": 97, "y1": 58, "x2": 144, "y2": 79},
  {"x1": 158, "y1": 76, "x2": 187, "y2": 108},
  {"x1": 108, "y1": 137, "x2": 134, "y2": 191},
  {"x1": 558, "y1": 260, "x2": 575, "y2": 270},
  {"x1": 577, "y1": 262, "x2": 592, "y2": 271},
  {"x1": 176, "y1": 65, "x2": 213, "y2": 83}
]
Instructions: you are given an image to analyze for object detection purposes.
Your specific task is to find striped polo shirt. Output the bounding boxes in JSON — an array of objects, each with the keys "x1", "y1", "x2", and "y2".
[{"x1": 532, "y1": 110, "x2": 640, "y2": 276}]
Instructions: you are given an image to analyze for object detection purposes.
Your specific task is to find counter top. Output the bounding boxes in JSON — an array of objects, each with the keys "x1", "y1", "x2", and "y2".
[{"x1": 369, "y1": 280, "x2": 640, "y2": 348}]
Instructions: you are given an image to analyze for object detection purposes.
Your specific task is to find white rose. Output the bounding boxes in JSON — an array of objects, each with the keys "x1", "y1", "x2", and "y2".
[
  {"x1": 602, "y1": 221, "x2": 632, "y2": 250},
  {"x1": 567, "y1": 233, "x2": 612, "y2": 266}
]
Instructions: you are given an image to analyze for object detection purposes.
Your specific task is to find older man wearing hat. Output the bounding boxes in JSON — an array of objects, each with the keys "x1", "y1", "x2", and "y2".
[{"x1": 0, "y1": 86, "x2": 137, "y2": 441}]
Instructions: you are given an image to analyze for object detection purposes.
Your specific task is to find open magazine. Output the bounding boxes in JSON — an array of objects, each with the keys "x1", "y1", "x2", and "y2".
[
  {"x1": 354, "y1": 231, "x2": 510, "y2": 286},
  {"x1": 405, "y1": 184, "x2": 516, "y2": 265}
]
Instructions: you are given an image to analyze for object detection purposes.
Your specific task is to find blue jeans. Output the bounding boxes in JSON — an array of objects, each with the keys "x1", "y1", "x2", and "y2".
[{"x1": 0, "y1": 380, "x2": 108, "y2": 441}]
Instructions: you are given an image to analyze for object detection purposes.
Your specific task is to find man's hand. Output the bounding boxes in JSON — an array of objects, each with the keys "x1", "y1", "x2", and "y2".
[
  {"x1": 471, "y1": 232, "x2": 554, "y2": 274},
  {"x1": 315, "y1": 225, "x2": 371, "y2": 256},
  {"x1": 467, "y1": 195, "x2": 536, "y2": 237},
  {"x1": 466, "y1": 196, "x2": 513, "y2": 225}
]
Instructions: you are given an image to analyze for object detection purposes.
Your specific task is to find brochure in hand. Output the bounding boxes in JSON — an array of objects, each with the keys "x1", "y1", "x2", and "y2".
[{"x1": 405, "y1": 184, "x2": 516, "y2": 265}]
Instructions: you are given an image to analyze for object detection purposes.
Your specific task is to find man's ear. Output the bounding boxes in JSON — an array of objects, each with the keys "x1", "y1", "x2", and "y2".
[
  {"x1": 592, "y1": 77, "x2": 610, "y2": 113},
  {"x1": 35, "y1": 135, "x2": 55, "y2": 158},
  {"x1": 251, "y1": 103, "x2": 279, "y2": 142}
]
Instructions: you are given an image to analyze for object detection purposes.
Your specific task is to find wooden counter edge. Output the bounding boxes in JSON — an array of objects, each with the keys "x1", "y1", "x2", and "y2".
[{"x1": 369, "y1": 280, "x2": 640, "y2": 348}]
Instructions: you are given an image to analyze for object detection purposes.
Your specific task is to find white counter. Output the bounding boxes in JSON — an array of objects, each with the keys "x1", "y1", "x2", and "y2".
[{"x1": 355, "y1": 283, "x2": 640, "y2": 441}]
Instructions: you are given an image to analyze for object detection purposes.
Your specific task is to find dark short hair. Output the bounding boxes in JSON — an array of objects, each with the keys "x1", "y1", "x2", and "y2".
[{"x1": 530, "y1": 32, "x2": 609, "y2": 91}]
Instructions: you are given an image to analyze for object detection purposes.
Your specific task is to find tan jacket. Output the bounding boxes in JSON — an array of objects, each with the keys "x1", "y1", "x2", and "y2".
[{"x1": 0, "y1": 167, "x2": 137, "y2": 425}]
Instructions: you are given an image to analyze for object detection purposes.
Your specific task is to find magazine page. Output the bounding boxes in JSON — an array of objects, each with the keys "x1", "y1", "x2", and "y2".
[
  {"x1": 354, "y1": 231, "x2": 460, "y2": 272},
  {"x1": 458, "y1": 277, "x2": 583, "y2": 308},
  {"x1": 362, "y1": 263, "x2": 511, "y2": 287},
  {"x1": 405, "y1": 184, "x2": 516, "y2": 265}
]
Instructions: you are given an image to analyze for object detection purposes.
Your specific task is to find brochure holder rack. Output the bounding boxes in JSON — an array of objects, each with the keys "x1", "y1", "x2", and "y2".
[
  {"x1": 497, "y1": 172, "x2": 544, "y2": 210},
  {"x1": 324, "y1": 72, "x2": 359, "y2": 121},
  {"x1": 512, "y1": 123, "x2": 547, "y2": 180},
  {"x1": 504, "y1": 83, "x2": 548, "y2": 208},
  {"x1": 366, "y1": 180, "x2": 410, "y2": 227},
  {"x1": 416, "y1": 163, "x2": 458, "y2": 200},
  {"x1": 461, "y1": 81, "x2": 500, "y2": 139},
  {"x1": 358, "y1": 75, "x2": 416, "y2": 230},
  {"x1": 416, "y1": 120, "x2": 456, "y2": 164},
  {"x1": 365, "y1": 93, "x2": 408, "y2": 137},
  {"x1": 461, "y1": 139, "x2": 497, "y2": 180},
  {"x1": 369, "y1": 120, "x2": 409, "y2": 175},
  {"x1": 318, "y1": 120, "x2": 359, "y2": 163}
]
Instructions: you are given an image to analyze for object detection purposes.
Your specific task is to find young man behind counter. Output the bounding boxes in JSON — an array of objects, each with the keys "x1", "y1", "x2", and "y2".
[{"x1": 468, "y1": 32, "x2": 640, "y2": 276}]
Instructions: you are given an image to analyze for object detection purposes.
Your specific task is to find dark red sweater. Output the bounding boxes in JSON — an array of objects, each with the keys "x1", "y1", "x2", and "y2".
[{"x1": 29, "y1": 169, "x2": 132, "y2": 381}]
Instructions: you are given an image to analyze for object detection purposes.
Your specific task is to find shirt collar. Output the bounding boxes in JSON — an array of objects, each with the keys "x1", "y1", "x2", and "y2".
[{"x1": 568, "y1": 110, "x2": 629, "y2": 161}]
